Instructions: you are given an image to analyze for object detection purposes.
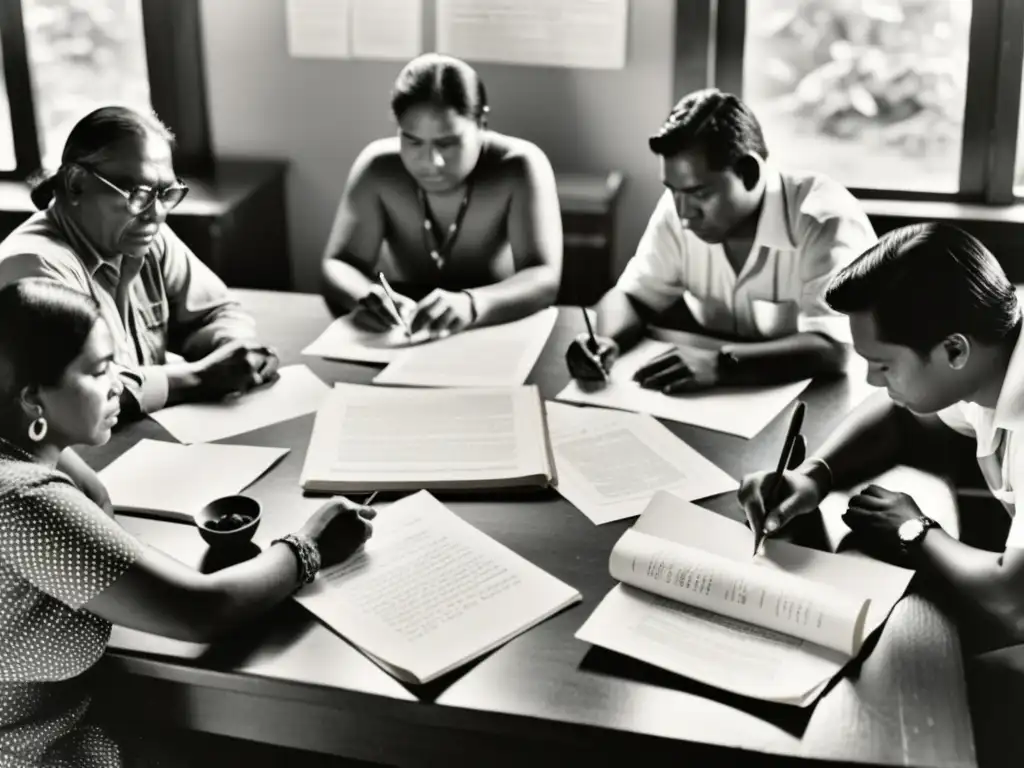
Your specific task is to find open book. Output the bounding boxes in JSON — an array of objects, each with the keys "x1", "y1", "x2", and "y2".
[
  {"x1": 294, "y1": 490, "x2": 582, "y2": 684},
  {"x1": 576, "y1": 491, "x2": 915, "y2": 706},
  {"x1": 300, "y1": 383, "x2": 555, "y2": 492}
]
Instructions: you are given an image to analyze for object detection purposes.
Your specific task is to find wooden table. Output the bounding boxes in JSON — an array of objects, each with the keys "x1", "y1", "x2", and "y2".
[{"x1": 86, "y1": 290, "x2": 977, "y2": 767}]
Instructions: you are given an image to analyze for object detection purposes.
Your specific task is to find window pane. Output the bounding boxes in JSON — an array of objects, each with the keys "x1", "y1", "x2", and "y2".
[
  {"x1": 742, "y1": 0, "x2": 971, "y2": 192},
  {"x1": 21, "y1": 0, "x2": 151, "y2": 170},
  {"x1": 1014, "y1": 63, "x2": 1024, "y2": 194},
  {"x1": 0, "y1": 35, "x2": 17, "y2": 171}
]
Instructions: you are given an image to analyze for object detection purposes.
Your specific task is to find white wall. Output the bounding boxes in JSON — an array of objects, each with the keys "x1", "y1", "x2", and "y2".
[{"x1": 199, "y1": 0, "x2": 676, "y2": 291}]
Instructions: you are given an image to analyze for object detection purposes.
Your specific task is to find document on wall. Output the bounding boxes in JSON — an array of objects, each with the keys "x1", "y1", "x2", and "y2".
[
  {"x1": 295, "y1": 490, "x2": 581, "y2": 684},
  {"x1": 302, "y1": 315, "x2": 433, "y2": 365},
  {"x1": 555, "y1": 338, "x2": 811, "y2": 439},
  {"x1": 818, "y1": 465, "x2": 961, "y2": 553},
  {"x1": 150, "y1": 365, "x2": 330, "y2": 444},
  {"x1": 545, "y1": 402, "x2": 737, "y2": 525},
  {"x1": 98, "y1": 439, "x2": 288, "y2": 523},
  {"x1": 575, "y1": 492, "x2": 915, "y2": 706},
  {"x1": 437, "y1": 0, "x2": 628, "y2": 70},
  {"x1": 286, "y1": 0, "x2": 351, "y2": 58},
  {"x1": 351, "y1": 0, "x2": 422, "y2": 59},
  {"x1": 300, "y1": 382, "x2": 554, "y2": 492},
  {"x1": 373, "y1": 308, "x2": 558, "y2": 387}
]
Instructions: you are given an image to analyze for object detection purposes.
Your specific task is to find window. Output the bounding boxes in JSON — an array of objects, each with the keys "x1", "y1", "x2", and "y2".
[
  {"x1": 742, "y1": 0, "x2": 971, "y2": 194},
  {"x1": 0, "y1": 0, "x2": 211, "y2": 181},
  {"x1": 21, "y1": 0, "x2": 151, "y2": 170}
]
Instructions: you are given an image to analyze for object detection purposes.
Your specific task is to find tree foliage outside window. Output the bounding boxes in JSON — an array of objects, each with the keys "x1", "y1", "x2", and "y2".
[
  {"x1": 21, "y1": 0, "x2": 150, "y2": 170},
  {"x1": 0, "y1": 34, "x2": 16, "y2": 171},
  {"x1": 743, "y1": 0, "x2": 970, "y2": 193}
]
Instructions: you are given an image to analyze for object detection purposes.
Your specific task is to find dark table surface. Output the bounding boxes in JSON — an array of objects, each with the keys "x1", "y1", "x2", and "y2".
[{"x1": 88, "y1": 290, "x2": 976, "y2": 768}]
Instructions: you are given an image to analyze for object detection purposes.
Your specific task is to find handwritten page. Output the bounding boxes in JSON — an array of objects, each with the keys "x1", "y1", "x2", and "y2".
[
  {"x1": 300, "y1": 383, "x2": 552, "y2": 492},
  {"x1": 545, "y1": 402, "x2": 737, "y2": 524},
  {"x1": 302, "y1": 315, "x2": 433, "y2": 365},
  {"x1": 576, "y1": 492, "x2": 915, "y2": 705},
  {"x1": 373, "y1": 308, "x2": 558, "y2": 387},
  {"x1": 98, "y1": 439, "x2": 287, "y2": 523},
  {"x1": 286, "y1": 0, "x2": 351, "y2": 58},
  {"x1": 351, "y1": 0, "x2": 422, "y2": 58},
  {"x1": 555, "y1": 338, "x2": 811, "y2": 438},
  {"x1": 150, "y1": 365, "x2": 329, "y2": 444},
  {"x1": 295, "y1": 490, "x2": 581, "y2": 684},
  {"x1": 818, "y1": 465, "x2": 961, "y2": 553},
  {"x1": 436, "y1": 0, "x2": 628, "y2": 70}
]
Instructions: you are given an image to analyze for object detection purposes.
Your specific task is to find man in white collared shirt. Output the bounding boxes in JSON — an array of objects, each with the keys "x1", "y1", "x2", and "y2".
[
  {"x1": 739, "y1": 223, "x2": 1024, "y2": 645},
  {"x1": 567, "y1": 88, "x2": 876, "y2": 392}
]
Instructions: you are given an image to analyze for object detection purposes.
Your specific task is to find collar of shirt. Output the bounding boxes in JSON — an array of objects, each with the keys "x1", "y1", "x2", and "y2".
[
  {"x1": 750, "y1": 165, "x2": 798, "y2": 252},
  {"x1": 48, "y1": 202, "x2": 126, "y2": 279},
  {"x1": 992, "y1": 319, "x2": 1024, "y2": 432}
]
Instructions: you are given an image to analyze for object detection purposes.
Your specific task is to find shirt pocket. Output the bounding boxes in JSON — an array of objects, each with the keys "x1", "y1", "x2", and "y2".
[{"x1": 137, "y1": 300, "x2": 167, "y2": 330}]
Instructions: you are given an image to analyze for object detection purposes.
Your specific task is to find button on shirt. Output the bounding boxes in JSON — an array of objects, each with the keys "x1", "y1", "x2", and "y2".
[
  {"x1": 937, "y1": 324, "x2": 1024, "y2": 548},
  {"x1": 0, "y1": 205, "x2": 258, "y2": 415},
  {"x1": 616, "y1": 167, "x2": 876, "y2": 342}
]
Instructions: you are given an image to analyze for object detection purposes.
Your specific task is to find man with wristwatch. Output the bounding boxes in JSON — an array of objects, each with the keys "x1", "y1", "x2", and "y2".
[
  {"x1": 740, "y1": 223, "x2": 1024, "y2": 642},
  {"x1": 565, "y1": 88, "x2": 875, "y2": 392}
]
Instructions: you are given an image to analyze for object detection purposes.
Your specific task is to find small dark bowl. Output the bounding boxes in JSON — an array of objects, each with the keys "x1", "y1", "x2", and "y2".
[{"x1": 194, "y1": 495, "x2": 262, "y2": 549}]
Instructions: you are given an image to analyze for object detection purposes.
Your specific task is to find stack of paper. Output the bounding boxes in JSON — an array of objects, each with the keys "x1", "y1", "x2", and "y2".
[
  {"x1": 545, "y1": 402, "x2": 737, "y2": 524},
  {"x1": 99, "y1": 439, "x2": 288, "y2": 523},
  {"x1": 295, "y1": 490, "x2": 582, "y2": 684},
  {"x1": 373, "y1": 308, "x2": 558, "y2": 387},
  {"x1": 556, "y1": 339, "x2": 811, "y2": 438},
  {"x1": 150, "y1": 365, "x2": 330, "y2": 444},
  {"x1": 300, "y1": 382, "x2": 555, "y2": 492}
]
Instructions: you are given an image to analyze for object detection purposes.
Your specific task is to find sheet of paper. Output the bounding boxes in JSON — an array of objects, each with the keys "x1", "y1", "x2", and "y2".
[
  {"x1": 373, "y1": 308, "x2": 558, "y2": 387},
  {"x1": 545, "y1": 402, "x2": 737, "y2": 524},
  {"x1": 98, "y1": 439, "x2": 288, "y2": 523},
  {"x1": 351, "y1": 0, "x2": 422, "y2": 58},
  {"x1": 286, "y1": 0, "x2": 351, "y2": 58},
  {"x1": 300, "y1": 383, "x2": 551, "y2": 491},
  {"x1": 150, "y1": 365, "x2": 329, "y2": 444},
  {"x1": 436, "y1": 0, "x2": 628, "y2": 69},
  {"x1": 302, "y1": 315, "x2": 433, "y2": 365},
  {"x1": 555, "y1": 338, "x2": 811, "y2": 439},
  {"x1": 576, "y1": 492, "x2": 915, "y2": 705},
  {"x1": 819, "y1": 465, "x2": 961, "y2": 553},
  {"x1": 295, "y1": 490, "x2": 581, "y2": 684}
]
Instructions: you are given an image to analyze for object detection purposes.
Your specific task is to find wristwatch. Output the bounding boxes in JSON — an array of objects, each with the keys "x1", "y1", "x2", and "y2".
[{"x1": 897, "y1": 516, "x2": 939, "y2": 554}]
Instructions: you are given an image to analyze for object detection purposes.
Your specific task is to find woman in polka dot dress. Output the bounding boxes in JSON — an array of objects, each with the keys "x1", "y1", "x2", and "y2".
[{"x1": 0, "y1": 279, "x2": 375, "y2": 767}]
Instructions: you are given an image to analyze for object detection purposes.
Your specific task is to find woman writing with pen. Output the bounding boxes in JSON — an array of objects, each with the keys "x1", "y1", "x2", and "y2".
[{"x1": 321, "y1": 53, "x2": 563, "y2": 338}]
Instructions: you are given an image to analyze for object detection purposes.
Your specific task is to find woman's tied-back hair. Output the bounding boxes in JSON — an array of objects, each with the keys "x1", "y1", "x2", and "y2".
[
  {"x1": 648, "y1": 88, "x2": 768, "y2": 169},
  {"x1": 28, "y1": 105, "x2": 175, "y2": 211},
  {"x1": 826, "y1": 222, "x2": 1020, "y2": 354},
  {"x1": 390, "y1": 53, "x2": 489, "y2": 123},
  {"x1": 0, "y1": 280, "x2": 102, "y2": 409}
]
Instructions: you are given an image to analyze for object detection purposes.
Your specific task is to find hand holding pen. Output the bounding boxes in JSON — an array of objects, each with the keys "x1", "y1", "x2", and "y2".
[
  {"x1": 352, "y1": 274, "x2": 414, "y2": 335},
  {"x1": 565, "y1": 307, "x2": 619, "y2": 384},
  {"x1": 749, "y1": 400, "x2": 807, "y2": 556}
]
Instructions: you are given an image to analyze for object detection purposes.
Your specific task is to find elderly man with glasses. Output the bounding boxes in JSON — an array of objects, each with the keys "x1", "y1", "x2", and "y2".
[{"x1": 0, "y1": 106, "x2": 279, "y2": 422}]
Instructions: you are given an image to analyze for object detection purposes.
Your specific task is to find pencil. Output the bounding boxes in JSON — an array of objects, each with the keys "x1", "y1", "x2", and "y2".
[
  {"x1": 582, "y1": 307, "x2": 598, "y2": 351},
  {"x1": 377, "y1": 273, "x2": 412, "y2": 338},
  {"x1": 364, "y1": 491, "x2": 379, "y2": 506}
]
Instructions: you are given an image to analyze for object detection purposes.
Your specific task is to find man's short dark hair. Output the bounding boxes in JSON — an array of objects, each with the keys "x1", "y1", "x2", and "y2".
[
  {"x1": 826, "y1": 222, "x2": 1020, "y2": 354},
  {"x1": 648, "y1": 88, "x2": 768, "y2": 170}
]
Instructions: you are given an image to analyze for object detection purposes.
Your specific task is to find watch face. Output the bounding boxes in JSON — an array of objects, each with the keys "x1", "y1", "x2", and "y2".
[{"x1": 898, "y1": 518, "x2": 926, "y2": 544}]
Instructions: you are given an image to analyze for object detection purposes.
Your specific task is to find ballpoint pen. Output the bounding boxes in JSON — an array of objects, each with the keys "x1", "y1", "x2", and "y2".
[
  {"x1": 753, "y1": 400, "x2": 806, "y2": 557},
  {"x1": 377, "y1": 272, "x2": 412, "y2": 339},
  {"x1": 582, "y1": 306, "x2": 598, "y2": 352},
  {"x1": 363, "y1": 491, "x2": 379, "y2": 506}
]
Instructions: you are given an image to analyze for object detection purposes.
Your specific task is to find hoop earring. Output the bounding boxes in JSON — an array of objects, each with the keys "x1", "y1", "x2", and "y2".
[{"x1": 28, "y1": 417, "x2": 47, "y2": 442}]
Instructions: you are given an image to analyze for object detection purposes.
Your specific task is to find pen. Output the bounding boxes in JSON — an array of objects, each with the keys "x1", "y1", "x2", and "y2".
[
  {"x1": 377, "y1": 272, "x2": 412, "y2": 339},
  {"x1": 753, "y1": 400, "x2": 806, "y2": 557},
  {"x1": 364, "y1": 491, "x2": 379, "y2": 506},
  {"x1": 582, "y1": 306, "x2": 598, "y2": 352}
]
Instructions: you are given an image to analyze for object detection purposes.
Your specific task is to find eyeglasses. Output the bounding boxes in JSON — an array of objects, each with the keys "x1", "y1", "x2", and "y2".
[{"x1": 82, "y1": 166, "x2": 189, "y2": 215}]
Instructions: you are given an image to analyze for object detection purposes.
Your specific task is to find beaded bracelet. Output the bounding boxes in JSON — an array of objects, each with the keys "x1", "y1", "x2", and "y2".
[
  {"x1": 273, "y1": 533, "x2": 322, "y2": 587},
  {"x1": 461, "y1": 289, "x2": 479, "y2": 325}
]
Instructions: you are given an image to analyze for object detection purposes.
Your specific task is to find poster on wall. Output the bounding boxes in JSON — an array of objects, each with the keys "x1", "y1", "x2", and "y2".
[
  {"x1": 436, "y1": 0, "x2": 628, "y2": 70},
  {"x1": 287, "y1": 0, "x2": 422, "y2": 60}
]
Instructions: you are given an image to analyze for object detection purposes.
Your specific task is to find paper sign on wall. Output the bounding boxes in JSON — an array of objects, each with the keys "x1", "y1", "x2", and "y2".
[
  {"x1": 287, "y1": 0, "x2": 422, "y2": 60},
  {"x1": 436, "y1": 0, "x2": 628, "y2": 70}
]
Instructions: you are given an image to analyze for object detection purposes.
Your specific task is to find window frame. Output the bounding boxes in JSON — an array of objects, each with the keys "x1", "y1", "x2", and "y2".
[
  {"x1": 0, "y1": 0, "x2": 212, "y2": 182},
  {"x1": 676, "y1": 0, "x2": 1024, "y2": 204}
]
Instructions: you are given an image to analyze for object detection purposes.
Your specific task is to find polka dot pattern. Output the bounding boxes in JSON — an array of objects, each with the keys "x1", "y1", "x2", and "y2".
[{"x1": 0, "y1": 448, "x2": 141, "y2": 767}]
